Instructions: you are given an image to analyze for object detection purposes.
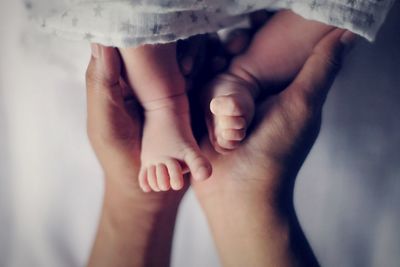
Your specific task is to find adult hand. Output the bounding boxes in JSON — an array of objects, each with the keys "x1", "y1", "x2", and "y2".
[
  {"x1": 85, "y1": 45, "x2": 187, "y2": 267},
  {"x1": 192, "y1": 28, "x2": 357, "y2": 267},
  {"x1": 84, "y1": 26, "x2": 258, "y2": 265}
]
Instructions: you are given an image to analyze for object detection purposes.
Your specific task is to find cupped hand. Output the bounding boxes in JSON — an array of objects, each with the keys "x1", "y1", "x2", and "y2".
[
  {"x1": 190, "y1": 27, "x2": 357, "y2": 267},
  {"x1": 193, "y1": 28, "x2": 356, "y2": 209},
  {"x1": 86, "y1": 45, "x2": 189, "y2": 204},
  {"x1": 84, "y1": 34, "x2": 256, "y2": 266},
  {"x1": 86, "y1": 44, "x2": 196, "y2": 267}
]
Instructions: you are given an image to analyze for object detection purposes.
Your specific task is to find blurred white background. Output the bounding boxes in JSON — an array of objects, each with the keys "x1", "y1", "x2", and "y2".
[{"x1": 0, "y1": 1, "x2": 399, "y2": 266}]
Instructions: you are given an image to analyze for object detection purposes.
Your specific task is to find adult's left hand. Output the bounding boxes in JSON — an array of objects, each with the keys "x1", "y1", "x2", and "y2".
[{"x1": 86, "y1": 45, "x2": 187, "y2": 267}]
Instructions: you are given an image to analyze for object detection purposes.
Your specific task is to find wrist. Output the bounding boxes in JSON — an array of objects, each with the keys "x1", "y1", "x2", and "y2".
[
  {"x1": 195, "y1": 158, "x2": 293, "y2": 210},
  {"x1": 195, "y1": 183, "x2": 296, "y2": 267},
  {"x1": 104, "y1": 171, "x2": 183, "y2": 219},
  {"x1": 87, "y1": 173, "x2": 183, "y2": 267},
  {"x1": 193, "y1": 164, "x2": 318, "y2": 266}
]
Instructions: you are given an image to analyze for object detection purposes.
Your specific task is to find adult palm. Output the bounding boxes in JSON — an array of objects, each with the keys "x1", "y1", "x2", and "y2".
[{"x1": 191, "y1": 29, "x2": 352, "y2": 267}]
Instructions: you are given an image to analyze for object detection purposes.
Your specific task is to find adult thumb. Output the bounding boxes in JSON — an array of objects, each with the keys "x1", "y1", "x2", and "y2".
[{"x1": 285, "y1": 29, "x2": 358, "y2": 110}]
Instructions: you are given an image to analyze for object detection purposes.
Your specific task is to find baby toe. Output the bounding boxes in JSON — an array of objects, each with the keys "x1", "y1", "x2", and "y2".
[
  {"x1": 216, "y1": 137, "x2": 241, "y2": 152},
  {"x1": 211, "y1": 115, "x2": 246, "y2": 153},
  {"x1": 217, "y1": 115, "x2": 246, "y2": 130},
  {"x1": 147, "y1": 165, "x2": 160, "y2": 192},
  {"x1": 156, "y1": 163, "x2": 171, "y2": 191},
  {"x1": 139, "y1": 168, "x2": 151, "y2": 193},
  {"x1": 183, "y1": 149, "x2": 212, "y2": 181},
  {"x1": 221, "y1": 128, "x2": 246, "y2": 141},
  {"x1": 165, "y1": 159, "x2": 184, "y2": 191},
  {"x1": 210, "y1": 95, "x2": 245, "y2": 117}
]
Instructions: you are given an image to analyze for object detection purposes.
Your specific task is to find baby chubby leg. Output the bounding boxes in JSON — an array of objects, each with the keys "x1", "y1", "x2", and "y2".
[{"x1": 120, "y1": 43, "x2": 211, "y2": 192}]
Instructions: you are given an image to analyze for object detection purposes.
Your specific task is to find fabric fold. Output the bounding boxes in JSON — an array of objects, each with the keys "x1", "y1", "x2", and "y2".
[{"x1": 27, "y1": 0, "x2": 395, "y2": 47}]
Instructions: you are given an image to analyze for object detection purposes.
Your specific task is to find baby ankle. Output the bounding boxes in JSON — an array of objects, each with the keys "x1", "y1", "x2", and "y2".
[
  {"x1": 141, "y1": 92, "x2": 189, "y2": 112},
  {"x1": 229, "y1": 62, "x2": 261, "y2": 99}
]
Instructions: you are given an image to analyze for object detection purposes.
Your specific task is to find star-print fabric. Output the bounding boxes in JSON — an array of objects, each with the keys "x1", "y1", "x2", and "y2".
[{"x1": 26, "y1": 0, "x2": 394, "y2": 47}]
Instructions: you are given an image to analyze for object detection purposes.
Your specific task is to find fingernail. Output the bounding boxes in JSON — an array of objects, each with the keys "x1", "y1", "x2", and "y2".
[
  {"x1": 91, "y1": 43, "x2": 100, "y2": 59},
  {"x1": 141, "y1": 186, "x2": 150, "y2": 193},
  {"x1": 180, "y1": 56, "x2": 194, "y2": 75},
  {"x1": 226, "y1": 29, "x2": 250, "y2": 55},
  {"x1": 340, "y1": 31, "x2": 360, "y2": 58}
]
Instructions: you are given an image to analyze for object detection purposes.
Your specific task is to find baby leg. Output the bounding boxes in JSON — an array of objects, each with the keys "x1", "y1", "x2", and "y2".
[
  {"x1": 120, "y1": 43, "x2": 211, "y2": 192},
  {"x1": 206, "y1": 11, "x2": 333, "y2": 153}
]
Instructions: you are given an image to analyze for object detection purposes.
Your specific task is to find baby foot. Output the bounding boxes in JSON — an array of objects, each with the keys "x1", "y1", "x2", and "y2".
[
  {"x1": 139, "y1": 94, "x2": 211, "y2": 192},
  {"x1": 205, "y1": 74, "x2": 256, "y2": 154}
]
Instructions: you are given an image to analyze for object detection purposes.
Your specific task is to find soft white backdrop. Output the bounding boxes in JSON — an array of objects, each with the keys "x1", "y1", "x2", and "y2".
[{"x1": 0, "y1": 1, "x2": 399, "y2": 266}]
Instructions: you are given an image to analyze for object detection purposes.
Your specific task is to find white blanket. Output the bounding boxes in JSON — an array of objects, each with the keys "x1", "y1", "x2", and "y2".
[
  {"x1": 1, "y1": 1, "x2": 399, "y2": 266},
  {"x1": 26, "y1": 0, "x2": 395, "y2": 47}
]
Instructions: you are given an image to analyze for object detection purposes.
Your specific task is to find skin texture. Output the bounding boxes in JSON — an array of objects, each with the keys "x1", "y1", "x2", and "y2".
[
  {"x1": 84, "y1": 33, "x2": 230, "y2": 266},
  {"x1": 119, "y1": 43, "x2": 211, "y2": 193},
  {"x1": 85, "y1": 10, "x2": 357, "y2": 267},
  {"x1": 206, "y1": 11, "x2": 334, "y2": 153},
  {"x1": 86, "y1": 46, "x2": 188, "y2": 267},
  {"x1": 193, "y1": 28, "x2": 356, "y2": 267}
]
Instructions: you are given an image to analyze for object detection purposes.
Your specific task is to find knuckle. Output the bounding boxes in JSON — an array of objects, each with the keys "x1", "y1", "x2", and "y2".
[
  {"x1": 86, "y1": 67, "x2": 106, "y2": 92},
  {"x1": 312, "y1": 49, "x2": 342, "y2": 72},
  {"x1": 86, "y1": 61, "x2": 119, "y2": 91}
]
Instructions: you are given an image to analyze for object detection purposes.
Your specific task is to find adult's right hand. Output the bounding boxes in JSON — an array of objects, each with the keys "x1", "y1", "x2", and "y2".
[{"x1": 193, "y1": 28, "x2": 357, "y2": 267}]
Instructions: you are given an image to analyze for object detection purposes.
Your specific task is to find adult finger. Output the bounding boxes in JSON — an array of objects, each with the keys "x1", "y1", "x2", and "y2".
[
  {"x1": 86, "y1": 44, "x2": 141, "y2": 142},
  {"x1": 222, "y1": 28, "x2": 252, "y2": 55},
  {"x1": 177, "y1": 35, "x2": 207, "y2": 77},
  {"x1": 86, "y1": 44, "x2": 123, "y2": 119},
  {"x1": 249, "y1": 10, "x2": 274, "y2": 31},
  {"x1": 249, "y1": 29, "x2": 358, "y2": 153},
  {"x1": 284, "y1": 29, "x2": 358, "y2": 110}
]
